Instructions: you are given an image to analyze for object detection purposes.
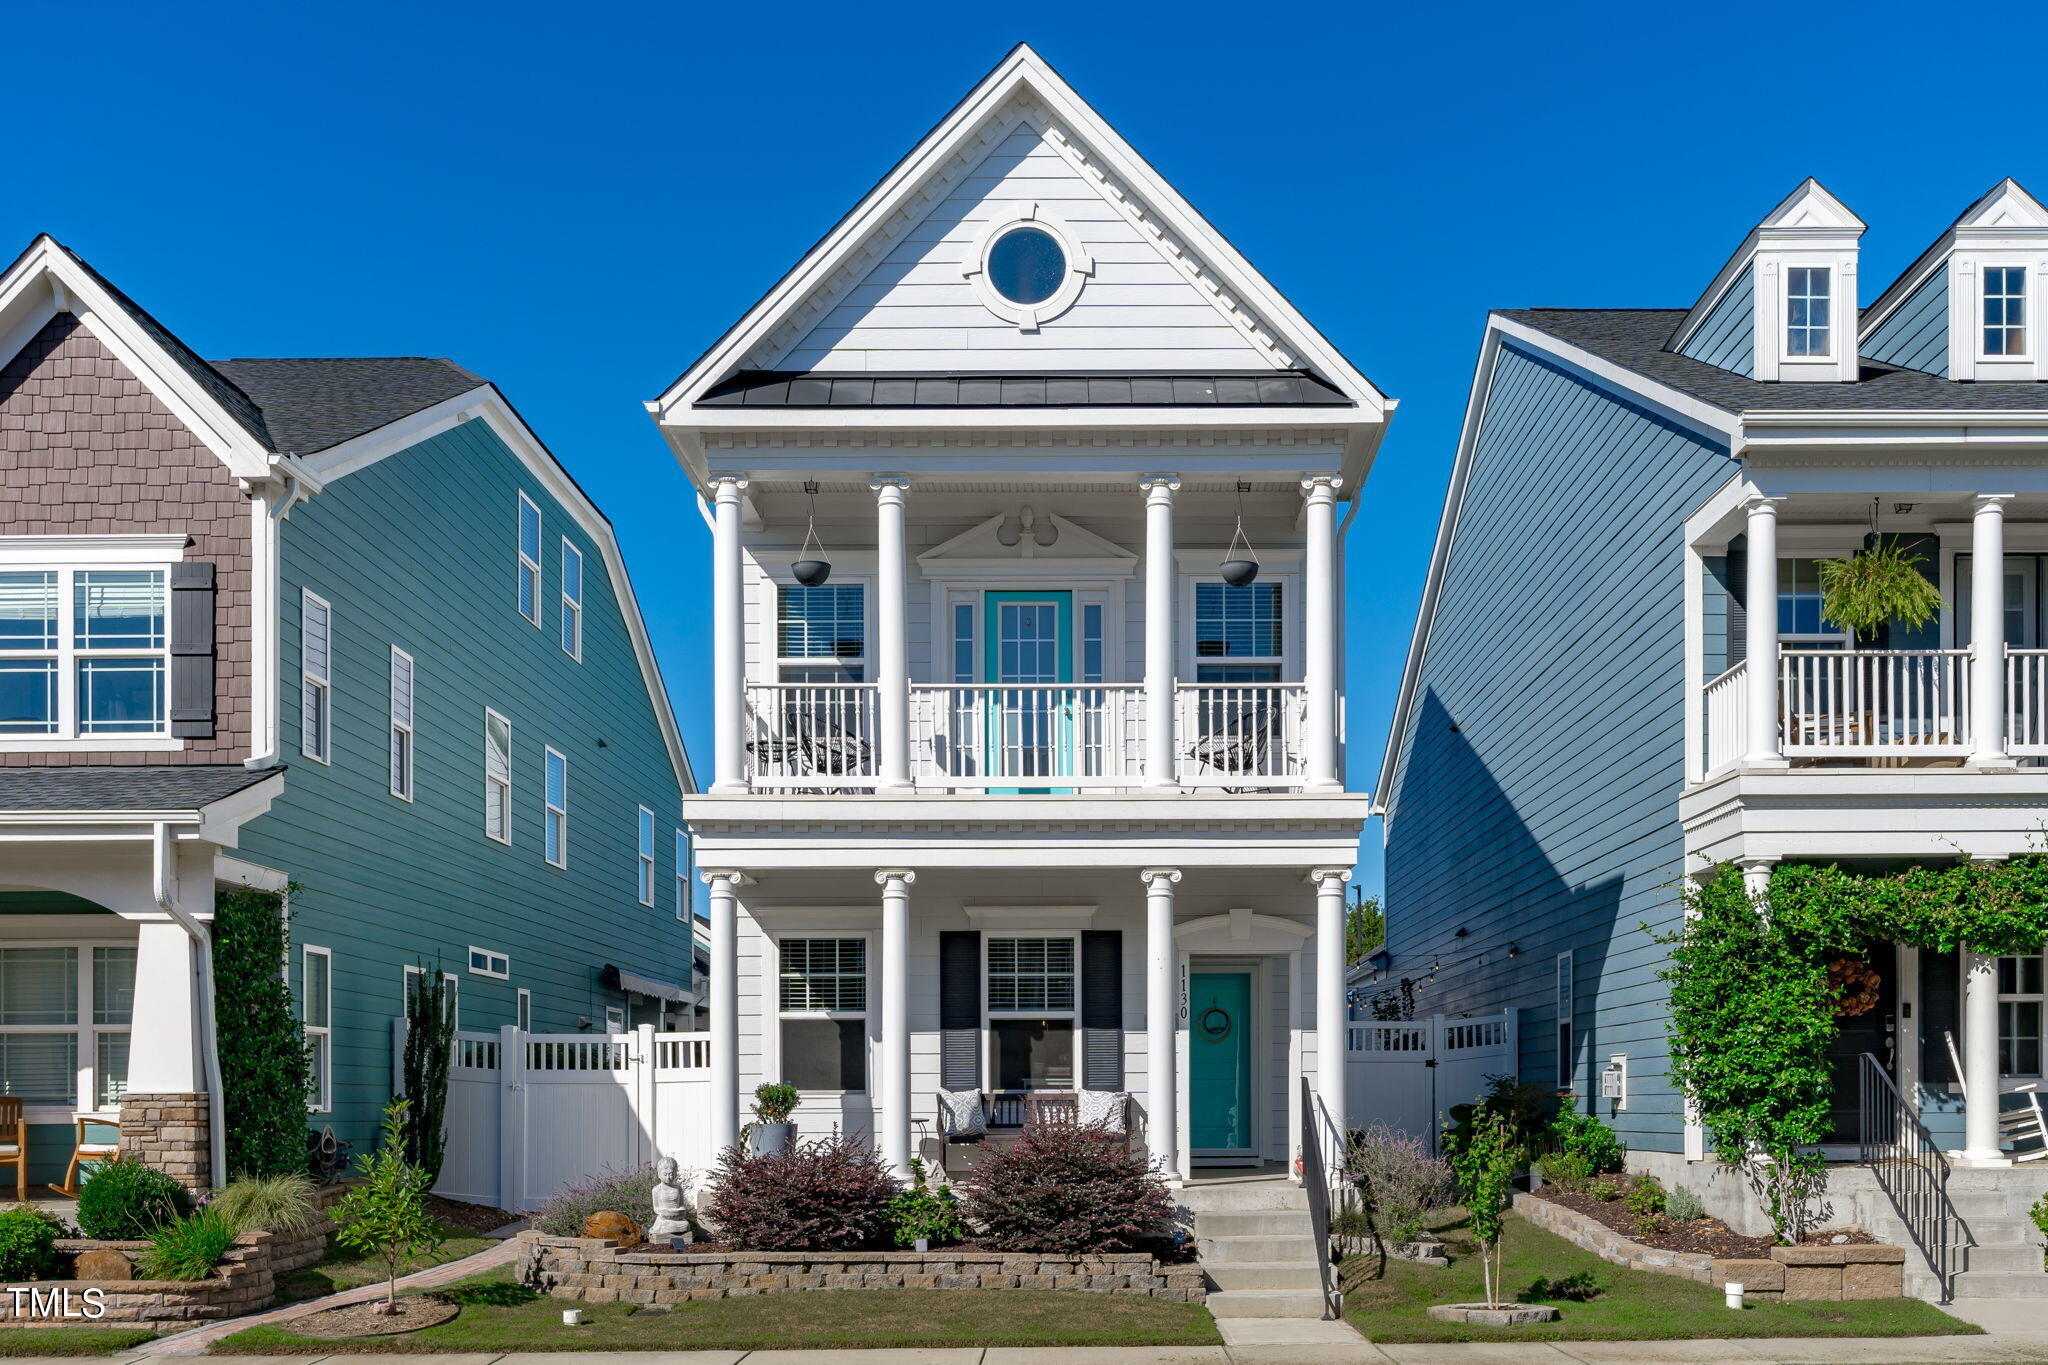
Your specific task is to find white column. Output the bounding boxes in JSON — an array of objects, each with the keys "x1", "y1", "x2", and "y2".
[
  {"x1": 1302, "y1": 476, "x2": 1344, "y2": 790},
  {"x1": 1743, "y1": 495, "x2": 1786, "y2": 767},
  {"x1": 876, "y1": 868, "x2": 915, "y2": 1180},
  {"x1": 1140, "y1": 868, "x2": 1181, "y2": 1179},
  {"x1": 1960, "y1": 948, "x2": 2008, "y2": 1164},
  {"x1": 1739, "y1": 856, "x2": 1776, "y2": 901},
  {"x1": 1141, "y1": 475, "x2": 1181, "y2": 788},
  {"x1": 127, "y1": 919, "x2": 202, "y2": 1095},
  {"x1": 710, "y1": 477, "x2": 749, "y2": 793},
  {"x1": 1311, "y1": 868, "x2": 1351, "y2": 1141},
  {"x1": 872, "y1": 476, "x2": 912, "y2": 791},
  {"x1": 701, "y1": 870, "x2": 744, "y2": 1154},
  {"x1": 1971, "y1": 495, "x2": 2013, "y2": 767}
]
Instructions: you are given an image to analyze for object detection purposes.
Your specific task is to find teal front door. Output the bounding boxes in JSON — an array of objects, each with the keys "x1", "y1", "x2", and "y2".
[
  {"x1": 1189, "y1": 971, "x2": 1254, "y2": 1153},
  {"x1": 983, "y1": 590, "x2": 1072, "y2": 793}
]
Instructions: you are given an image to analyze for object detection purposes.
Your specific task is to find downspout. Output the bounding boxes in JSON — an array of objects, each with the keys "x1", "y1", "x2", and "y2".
[
  {"x1": 1335, "y1": 490, "x2": 1362, "y2": 782},
  {"x1": 245, "y1": 460, "x2": 305, "y2": 771},
  {"x1": 152, "y1": 822, "x2": 228, "y2": 1190}
]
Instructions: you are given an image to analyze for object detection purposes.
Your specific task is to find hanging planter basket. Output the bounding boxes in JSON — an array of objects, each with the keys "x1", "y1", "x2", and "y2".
[
  {"x1": 1219, "y1": 481, "x2": 1261, "y2": 587},
  {"x1": 1816, "y1": 528, "x2": 1940, "y2": 639},
  {"x1": 789, "y1": 481, "x2": 833, "y2": 587}
]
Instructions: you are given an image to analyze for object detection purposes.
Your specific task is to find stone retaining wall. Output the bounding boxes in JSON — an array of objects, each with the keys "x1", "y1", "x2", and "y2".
[
  {"x1": 1510, "y1": 1192, "x2": 1904, "y2": 1301},
  {"x1": 118, "y1": 1093, "x2": 211, "y2": 1191},
  {"x1": 520, "y1": 1232, "x2": 1205, "y2": 1303}
]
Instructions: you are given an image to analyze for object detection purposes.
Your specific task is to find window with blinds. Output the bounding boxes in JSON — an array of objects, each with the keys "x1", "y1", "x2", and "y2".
[
  {"x1": 301, "y1": 590, "x2": 332, "y2": 762},
  {"x1": 778, "y1": 584, "x2": 866, "y2": 683},
  {"x1": 778, "y1": 937, "x2": 867, "y2": 1092},
  {"x1": 986, "y1": 936, "x2": 1075, "y2": 1011},
  {"x1": 1194, "y1": 582, "x2": 1284, "y2": 683},
  {"x1": 0, "y1": 945, "x2": 132, "y2": 1108},
  {"x1": 389, "y1": 647, "x2": 414, "y2": 800},
  {"x1": 484, "y1": 710, "x2": 512, "y2": 843},
  {"x1": 779, "y1": 938, "x2": 866, "y2": 1012}
]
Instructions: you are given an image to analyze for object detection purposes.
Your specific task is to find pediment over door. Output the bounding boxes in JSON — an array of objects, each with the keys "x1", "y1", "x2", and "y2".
[{"x1": 916, "y1": 510, "x2": 1136, "y2": 574}]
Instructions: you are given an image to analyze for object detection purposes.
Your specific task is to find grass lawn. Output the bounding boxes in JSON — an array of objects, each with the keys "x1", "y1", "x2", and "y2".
[
  {"x1": 211, "y1": 1268, "x2": 1221, "y2": 1354},
  {"x1": 1343, "y1": 1212, "x2": 1981, "y2": 1344},
  {"x1": 273, "y1": 1222, "x2": 495, "y2": 1303},
  {"x1": 0, "y1": 1328, "x2": 157, "y2": 1356}
]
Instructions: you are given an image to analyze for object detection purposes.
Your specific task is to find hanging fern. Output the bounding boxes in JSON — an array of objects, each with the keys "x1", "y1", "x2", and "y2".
[{"x1": 1815, "y1": 537, "x2": 1942, "y2": 636}]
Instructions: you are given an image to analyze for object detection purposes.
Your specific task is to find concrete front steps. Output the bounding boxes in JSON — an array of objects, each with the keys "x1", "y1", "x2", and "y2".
[
  {"x1": 1855, "y1": 1168, "x2": 2048, "y2": 1302},
  {"x1": 1186, "y1": 1177, "x2": 1328, "y2": 1319}
]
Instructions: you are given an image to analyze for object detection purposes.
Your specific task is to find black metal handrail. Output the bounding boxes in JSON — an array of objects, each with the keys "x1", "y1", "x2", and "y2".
[
  {"x1": 1297, "y1": 1076, "x2": 1341, "y2": 1319},
  {"x1": 1858, "y1": 1051, "x2": 1961, "y2": 1302}
]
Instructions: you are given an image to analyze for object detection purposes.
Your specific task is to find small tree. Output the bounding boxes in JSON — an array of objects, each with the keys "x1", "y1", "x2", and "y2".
[
  {"x1": 1345, "y1": 890, "x2": 1385, "y2": 965},
  {"x1": 1452, "y1": 1112, "x2": 1517, "y2": 1310},
  {"x1": 334, "y1": 1099, "x2": 444, "y2": 1313},
  {"x1": 400, "y1": 965, "x2": 455, "y2": 1184}
]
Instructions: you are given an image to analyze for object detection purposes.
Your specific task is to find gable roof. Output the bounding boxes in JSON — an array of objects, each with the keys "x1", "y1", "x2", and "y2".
[
  {"x1": 1862, "y1": 178, "x2": 2048, "y2": 338},
  {"x1": 1667, "y1": 179, "x2": 1865, "y2": 355},
  {"x1": 213, "y1": 356, "x2": 485, "y2": 454},
  {"x1": 651, "y1": 44, "x2": 1388, "y2": 423}
]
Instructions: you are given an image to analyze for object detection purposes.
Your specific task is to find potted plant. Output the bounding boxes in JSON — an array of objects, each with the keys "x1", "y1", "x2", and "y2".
[
  {"x1": 1817, "y1": 536, "x2": 1941, "y2": 644},
  {"x1": 745, "y1": 1082, "x2": 799, "y2": 1156}
]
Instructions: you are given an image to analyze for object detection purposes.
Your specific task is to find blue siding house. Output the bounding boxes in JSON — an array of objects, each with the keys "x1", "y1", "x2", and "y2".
[{"x1": 1377, "y1": 179, "x2": 2048, "y2": 1299}]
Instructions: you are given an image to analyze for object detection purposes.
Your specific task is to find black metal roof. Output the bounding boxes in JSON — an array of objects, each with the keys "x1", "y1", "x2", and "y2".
[
  {"x1": 212, "y1": 357, "x2": 485, "y2": 455},
  {"x1": 0, "y1": 765, "x2": 281, "y2": 813},
  {"x1": 1500, "y1": 309, "x2": 2048, "y2": 415},
  {"x1": 697, "y1": 370, "x2": 1354, "y2": 410}
]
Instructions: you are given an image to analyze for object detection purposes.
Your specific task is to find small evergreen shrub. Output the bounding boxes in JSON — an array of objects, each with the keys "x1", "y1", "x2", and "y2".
[
  {"x1": 752, "y1": 1083, "x2": 799, "y2": 1123},
  {"x1": 1590, "y1": 1177, "x2": 1624, "y2": 1202},
  {"x1": 1625, "y1": 1174, "x2": 1667, "y2": 1235},
  {"x1": 137, "y1": 1210, "x2": 239, "y2": 1281},
  {"x1": 1545, "y1": 1103, "x2": 1626, "y2": 1174},
  {"x1": 0, "y1": 1207, "x2": 58, "y2": 1280},
  {"x1": 1535, "y1": 1151, "x2": 1591, "y2": 1191},
  {"x1": 6, "y1": 1203, "x2": 75, "y2": 1238},
  {"x1": 960, "y1": 1125, "x2": 1174, "y2": 1254},
  {"x1": 212, "y1": 885, "x2": 314, "y2": 1179},
  {"x1": 886, "y1": 1160, "x2": 963, "y2": 1248},
  {"x1": 400, "y1": 967, "x2": 456, "y2": 1186},
  {"x1": 76, "y1": 1160, "x2": 189, "y2": 1239},
  {"x1": 704, "y1": 1137, "x2": 896, "y2": 1251},
  {"x1": 1666, "y1": 1185, "x2": 1706, "y2": 1223},
  {"x1": 208, "y1": 1174, "x2": 319, "y2": 1236},
  {"x1": 534, "y1": 1162, "x2": 663, "y2": 1237},
  {"x1": 1343, "y1": 1123, "x2": 1457, "y2": 1242}
]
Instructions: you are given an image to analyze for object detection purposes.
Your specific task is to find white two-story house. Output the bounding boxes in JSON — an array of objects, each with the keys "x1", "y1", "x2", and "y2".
[{"x1": 650, "y1": 46, "x2": 1389, "y2": 1186}]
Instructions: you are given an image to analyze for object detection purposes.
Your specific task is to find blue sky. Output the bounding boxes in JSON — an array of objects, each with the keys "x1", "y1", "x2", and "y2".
[{"x1": 9, "y1": 1, "x2": 2043, "y2": 901}]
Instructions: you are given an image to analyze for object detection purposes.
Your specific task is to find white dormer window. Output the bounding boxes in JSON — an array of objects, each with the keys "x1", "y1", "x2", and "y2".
[
  {"x1": 1985, "y1": 266, "x2": 2028, "y2": 357},
  {"x1": 1786, "y1": 266, "x2": 1832, "y2": 357}
]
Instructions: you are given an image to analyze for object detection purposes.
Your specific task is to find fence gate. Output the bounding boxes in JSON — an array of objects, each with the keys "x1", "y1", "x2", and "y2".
[
  {"x1": 1344, "y1": 1010, "x2": 1517, "y2": 1152},
  {"x1": 399, "y1": 1022, "x2": 714, "y2": 1213}
]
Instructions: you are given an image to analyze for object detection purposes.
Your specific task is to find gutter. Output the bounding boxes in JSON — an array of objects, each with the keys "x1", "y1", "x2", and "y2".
[
  {"x1": 244, "y1": 456, "x2": 309, "y2": 772},
  {"x1": 151, "y1": 821, "x2": 228, "y2": 1189}
]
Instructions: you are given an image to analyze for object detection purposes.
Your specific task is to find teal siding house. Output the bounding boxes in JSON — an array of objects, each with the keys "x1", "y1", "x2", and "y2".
[{"x1": 0, "y1": 235, "x2": 695, "y2": 1186}]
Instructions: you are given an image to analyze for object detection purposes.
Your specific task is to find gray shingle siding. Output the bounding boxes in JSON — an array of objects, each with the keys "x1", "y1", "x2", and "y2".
[
  {"x1": 1863, "y1": 270, "x2": 1950, "y2": 377},
  {"x1": 1677, "y1": 266, "x2": 1755, "y2": 377},
  {"x1": 1383, "y1": 340, "x2": 1736, "y2": 1152}
]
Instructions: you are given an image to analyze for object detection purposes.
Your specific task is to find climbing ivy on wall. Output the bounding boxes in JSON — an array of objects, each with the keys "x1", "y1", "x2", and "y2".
[
  {"x1": 1660, "y1": 858, "x2": 2048, "y2": 1242},
  {"x1": 212, "y1": 884, "x2": 315, "y2": 1179}
]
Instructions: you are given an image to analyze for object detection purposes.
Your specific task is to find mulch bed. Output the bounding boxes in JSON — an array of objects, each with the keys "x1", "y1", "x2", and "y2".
[
  {"x1": 424, "y1": 1194, "x2": 520, "y2": 1236},
  {"x1": 1537, "y1": 1176, "x2": 1876, "y2": 1260},
  {"x1": 289, "y1": 1296, "x2": 461, "y2": 1338},
  {"x1": 616, "y1": 1238, "x2": 1196, "y2": 1264}
]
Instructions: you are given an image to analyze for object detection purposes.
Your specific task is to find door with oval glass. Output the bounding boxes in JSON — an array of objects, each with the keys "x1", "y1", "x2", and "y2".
[{"x1": 1190, "y1": 970, "x2": 1254, "y2": 1157}]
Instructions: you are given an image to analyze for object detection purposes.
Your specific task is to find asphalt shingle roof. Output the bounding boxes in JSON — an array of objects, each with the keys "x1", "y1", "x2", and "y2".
[
  {"x1": 1500, "y1": 309, "x2": 2048, "y2": 415},
  {"x1": 0, "y1": 765, "x2": 281, "y2": 813},
  {"x1": 698, "y1": 370, "x2": 1353, "y2": 409},
  {"x1": 211, "y1": 357, "x2": 485, "y2": 455}
]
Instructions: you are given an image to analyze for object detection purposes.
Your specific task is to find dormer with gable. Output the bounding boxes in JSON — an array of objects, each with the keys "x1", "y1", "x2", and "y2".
[
  {"x1": 1669, "y1": 179, "x2": 1865, "y2": 383},
  {"x1": 1864, "y1": 178, "x2": 2048, "y2": 382}
]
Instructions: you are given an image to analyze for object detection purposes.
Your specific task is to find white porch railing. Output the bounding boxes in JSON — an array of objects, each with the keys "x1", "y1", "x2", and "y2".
[
  {"x1": 743, "y1": 684, "x2": 879, "y2": 787},
  {"x1": 1703, "y1": 660, "x2": 1748, "y2": 775},
  {"x1": 908, "y1": 684, "x2": 1145, "y2": 787},
  {"x1": 1175, "y1": 683, "x2": 1307, "y2": 787},
  {"x1": 1777, "y1": 649, "x2": 1972, "y2": 757},
  {"x1": 2007, "y1": 648, "x2": 2048, "y2": 755}
]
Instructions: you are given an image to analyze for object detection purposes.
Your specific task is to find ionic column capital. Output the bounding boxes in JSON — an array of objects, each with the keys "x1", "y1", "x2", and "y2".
[
  {"x1": 1740, "y1": 492, "x2": 1783, "y2": 517},
  {"x1": 1299, "y1": 475, "x2": 1344, "y2": 501},
  {"x1": 710, "y1": 476, "x2": 750, "y2": 501},
  {"x1": 699, "y1": 868, "x2": 754, "y2": 889},
  {"x1": 874, "y1": 868, "x2": 918, "y2": 889},
  {"x1": 1139, "y1": 867, "x2": 1182, "y2": 890},
  {"x1": 869, "y1": 474, "x2": 912, "y2": 500},
  {"x1": 1308, "y1": 867, "x2": 1353, "y2": 890},
  {"x1": 1973, "y1": 493, "x2": 2016, "y2": 514},
  {"x1": 1138, "y1": 473, "x2": 1182, "y2": 500}
]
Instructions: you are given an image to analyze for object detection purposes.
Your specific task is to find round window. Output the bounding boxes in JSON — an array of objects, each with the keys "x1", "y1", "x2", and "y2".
[{"x1": 986, "y1": 226, "x2": 1066, "y2": 306}]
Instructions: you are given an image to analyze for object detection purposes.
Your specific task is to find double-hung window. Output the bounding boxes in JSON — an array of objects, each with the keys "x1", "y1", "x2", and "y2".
[
  {"x1": 301, "y1": 590, "x2": 332, "y2": 762},
  {"x1": 0, "y1": 945, "x2": 134, "y2": 1111},
  {"x1": 516, "y1": 988, "x2": 532, "y2": 1032},
  {"x1": 636, "y1": 806, "x2": 656, "y2": 905},
  {"x1": 1985, "y1": 266, "x2": 2028, "y2": 357},
  {"x1": 302, "y1": 946, "x2": 332, "y2": 1112},
  {"x1": 484, "y1": 710, "x2": 512, "y2": 843},
  {"x1": 1999, "y1": 953, "x2": 2044, "y2": 1079},
  {"x1": 560, "y1": 540, "x2": 583, "y2": 660},
  {"x1": 543, "y1": 747, "x2": 569, "y2": 868},
  {"x1": 777, "y1": 583, "x2": 866, "y2": 683},
  {"x1": 1776, "y1": 559, "x2": 1852, "y2": 646},
  {"x1": 389, "y1": 647, "x2": 414, "y2": 800},
  {"x1": 675, "y1": 829, "x2": 690, "y2": 920},
  {"x1": 1786, "y1": 266, "x2": 1832, "y2": 357},
  {"x1": 986, "y1": 935, "x2": 1076, "y2": 1090},
  {"x1": 517, "y1": 493, "x2": 542, "y2": 627},
  {"x1": 0, "y1": 568, "x2": 170, "y2": 741},
  {"x1": 1193, "y1": 583, "x2": 1284, "y2": 683},
  {"x1": 778, "y1": 936, "x2": 867, "y2": 1091}
]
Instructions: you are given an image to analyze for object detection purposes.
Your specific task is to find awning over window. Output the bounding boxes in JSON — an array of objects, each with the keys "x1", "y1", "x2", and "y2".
[{"x1": 599, "y1": 963, "x2": 687, "y2": 1003}]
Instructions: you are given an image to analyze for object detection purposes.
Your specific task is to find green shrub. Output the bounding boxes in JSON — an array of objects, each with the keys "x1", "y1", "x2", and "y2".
[
  {"x1": 1667, "y1": 1185, "x2": 1706, "y2": 1222},
  {"x1": 2030, "y1": 1192, "x2": 2047, "y2": 1251},
  {"x1": 1443, "y1": 1074, "x2": 1551, "y2": 1164},
  {"x1": 334, "y1": 1099, "x2": 445, "y2": 1310},
  {"x1": 1625, "y1": 1174, "x2": 1666, "y2": 1235},
  {"x1": 885, "y1": 1159, "x2": 963, "y2": 1248},
  {"x1": 76, "y1": 1160, "x2": 189, "y2": 1239},
  {"x1": 1545, "y1": 1102, "x2": 1626, "y2": 1174},
  {"x1": 1590, "y1": 1177, "x2": 1624, "y2": 1202},
  {"x1": 752, "y1": 1083, "x2": 799, "y2": 1123},
  {"x1": 212, "y1": 885, "x2": 314, "y2": 1178},
  {"x1": 1535, "y1": 1151, "x2": 1591, "y2": 1191},
  {"x1": 6, "y1": 1202, "x2": 75, "y2": 1239},
  {"x1": 400, "y1": 967, "x2": 456, "y2": 1186},
  {"x1": 137, "y1": 1210, "x2": 239, "y2": 1281},
  {"x1": 209, "y1": 1173, "x2": 319, "y2": 1235},
  {"x1": 0, "y1": 1207, "x2": 58, "y2": 1280}
]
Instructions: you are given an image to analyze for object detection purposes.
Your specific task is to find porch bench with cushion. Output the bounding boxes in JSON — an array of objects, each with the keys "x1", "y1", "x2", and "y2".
[{"x1": 933, "y1": 1089, "x2": 1132, "y2": 1175}]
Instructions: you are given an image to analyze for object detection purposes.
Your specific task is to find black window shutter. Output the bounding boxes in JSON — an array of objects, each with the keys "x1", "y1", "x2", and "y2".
[
  {"x1": 169, "y1": 561, "x2": 216, "y2": 738},
  {"x1": 1080, "y1": 929, "x2": 1123, "y2": 1091},
  {"x1": 1726, "y1": 534, "x2": 1748, "y2": 666},
  {"x1": 939, "y1": 931, "x2": 981, "y2": 1092}
]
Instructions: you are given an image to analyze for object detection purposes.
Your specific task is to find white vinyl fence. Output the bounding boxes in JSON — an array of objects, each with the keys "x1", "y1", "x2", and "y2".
[
  {"x1": 1345, "y1": 1010, "x2": 1517, "y2": 1151},
  {"x1": 397, "y1": 1023, "x2": 714, "y2": 1213}
]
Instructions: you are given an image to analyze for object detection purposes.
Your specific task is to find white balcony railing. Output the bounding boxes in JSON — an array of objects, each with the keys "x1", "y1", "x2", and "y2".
[
  {"x1": 1778, "y1": 649, "x2": 1971, "y2": 757},
  {"x1": 1703, "y1": 660, "x2": 1748, "y2": 776},
  {"x1": 743, "y1": 683, "x2": 879, "y2": 788},
  {"x1": 909, "y1": 684, "x2": 1145, "y2": 787},
  {"x1": 2007, "y1": 648, "x2": 2048, "y2": 755},
  {"x1": 1175, "y1": 683, "x2": 1307, "y2": 788}
]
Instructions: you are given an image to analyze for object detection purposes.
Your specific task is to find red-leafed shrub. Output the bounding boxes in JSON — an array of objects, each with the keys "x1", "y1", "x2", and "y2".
[
  {"x1": 703, "y1": 1137, "x2": 896, "y2": 1251},
  {"x1": 959, "y1": 1124, "x2": 1175, "y2": 1253}
]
